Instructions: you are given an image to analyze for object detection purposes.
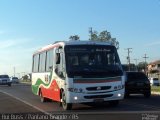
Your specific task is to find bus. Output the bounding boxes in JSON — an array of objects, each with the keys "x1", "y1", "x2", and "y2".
[{"x1": 32, "y1": 40, "x2": 125, "y2": 110}]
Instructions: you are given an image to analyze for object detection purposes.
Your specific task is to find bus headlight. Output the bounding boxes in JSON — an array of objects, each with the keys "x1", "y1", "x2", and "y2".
[
  {"x1": 74, "y1": 96, "x2": 78, "y2": 100},
  {"x1": 117, "y1": 93, "x2": 121, "y2": 97}
]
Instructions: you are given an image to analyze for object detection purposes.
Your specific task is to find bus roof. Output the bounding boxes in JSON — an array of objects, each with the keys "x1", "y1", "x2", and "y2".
[
  {"x1": 64, "y1": 40, "x2": 113, "y2": 46},
  {"x1": 33, "y1": 40, "x2": 114, "y2": 55}
]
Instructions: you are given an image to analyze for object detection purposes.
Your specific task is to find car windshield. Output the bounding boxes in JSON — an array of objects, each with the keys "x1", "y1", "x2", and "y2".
[
  {"x1": 12, "y1": 77, "x2": 18, "y2": 79},
  {"x1": 65, "y1": 45, "x2": 123, "y2": 78},
  {"x1": 127, "y1": 72, "x2": 148, "y2": 81},
  {"x1": 0, "y1": 75, "x2": 9, "y2": 78}
]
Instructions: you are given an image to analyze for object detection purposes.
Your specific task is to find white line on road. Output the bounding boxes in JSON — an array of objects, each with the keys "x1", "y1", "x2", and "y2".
[{"x1": 0, "y1": 90, "x2": 52, "y2": 116}]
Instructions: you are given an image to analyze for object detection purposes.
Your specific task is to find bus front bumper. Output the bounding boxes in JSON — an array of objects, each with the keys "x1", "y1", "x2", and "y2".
[{"x1": 66, "y1": 89, "x2": 124, "y2": 104}]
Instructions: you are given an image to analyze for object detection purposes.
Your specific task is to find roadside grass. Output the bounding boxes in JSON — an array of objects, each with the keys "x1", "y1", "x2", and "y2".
[
  {"x1": 19, "y1": 79, "x2": 31, "y2": 84},
  {"x1": 151, "y1": 86, "x2": 160, "y2": 92}
]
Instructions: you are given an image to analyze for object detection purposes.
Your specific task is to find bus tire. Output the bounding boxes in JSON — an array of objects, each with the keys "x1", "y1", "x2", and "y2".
[
  {"x1": 62, "y1": 91, "x2": 72, "y2": 110},
  {"x1": 40, "y1": 91, "x2": 47, "y2": 103}
]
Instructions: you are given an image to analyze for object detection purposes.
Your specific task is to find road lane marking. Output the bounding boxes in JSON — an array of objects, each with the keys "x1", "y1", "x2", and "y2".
[{"x1": 0, "y1": 90, "x2": 52, "y2": 116}]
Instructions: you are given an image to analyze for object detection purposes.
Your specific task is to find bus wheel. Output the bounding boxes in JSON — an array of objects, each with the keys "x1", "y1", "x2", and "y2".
[
  {"x1": 40, "y1": 91, "x2": 47, "y2": 103},
  {"x1": 62, "y1": 91, "x2": 72, "y2": 110}
]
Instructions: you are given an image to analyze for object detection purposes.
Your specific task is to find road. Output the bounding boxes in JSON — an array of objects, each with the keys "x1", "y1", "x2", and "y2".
[{"x1": 0, "y1": 83, "x2": 160, "y2": 120}]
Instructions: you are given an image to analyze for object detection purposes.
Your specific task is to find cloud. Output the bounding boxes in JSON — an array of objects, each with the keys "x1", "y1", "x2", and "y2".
[
  {"x1": 0, "y1": 40, "x2": 16, "y2": 49},
  {"x1": 145, "y1": 41, "x2": 160, "y2": 47},
  {"x1": 0, "y1": 38, "x2": 33, "y2": 49}
]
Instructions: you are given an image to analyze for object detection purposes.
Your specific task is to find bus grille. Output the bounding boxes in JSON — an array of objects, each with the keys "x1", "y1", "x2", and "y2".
[{"x1": 86, "y1": 86, "x2": 111, "y2": 91}]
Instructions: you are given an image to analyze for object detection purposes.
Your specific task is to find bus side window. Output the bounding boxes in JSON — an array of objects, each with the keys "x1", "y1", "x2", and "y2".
[
  {"x1": 56, "y1": 53, "x2": 60, "y2": 64},
  {"x1": 46, "y1": 49, "x2": 53, "y2": 72}
]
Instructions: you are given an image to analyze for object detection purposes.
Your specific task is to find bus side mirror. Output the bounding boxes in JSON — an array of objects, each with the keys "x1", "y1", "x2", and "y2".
[{"x1": 56, "y1": 53, "x2": 60, "y2": 64}]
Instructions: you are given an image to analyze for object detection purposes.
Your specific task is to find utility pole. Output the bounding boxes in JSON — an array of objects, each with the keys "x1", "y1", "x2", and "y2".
[
  {"x1": 16, "y1": 73, "x2": 20, "y2": 79},
  {"x1": 143, "y1": 54, "x2": 149, "y2": 75},
  {"x1": 125, "y1": 48, "x2": 132, "y2": 71},
  {"x1": 134, "y1": 59, "x2": 139, "y2": 71},
  {"x1": 89, "y1": 27, "x2": 93, "y2": 40},
  {"x1": 13, "y1": 67, "x2": 15, "y2": 77}
]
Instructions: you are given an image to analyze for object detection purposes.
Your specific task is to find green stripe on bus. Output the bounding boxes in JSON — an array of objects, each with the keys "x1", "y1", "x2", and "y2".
[{"x1": 32, "y1": 78, "x2": 52, "y2": 95}]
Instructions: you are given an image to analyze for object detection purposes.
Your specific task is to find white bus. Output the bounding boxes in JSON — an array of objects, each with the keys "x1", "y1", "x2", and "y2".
[{"x1": 32, "y1": 41, "x2": 125, "y2": 110}]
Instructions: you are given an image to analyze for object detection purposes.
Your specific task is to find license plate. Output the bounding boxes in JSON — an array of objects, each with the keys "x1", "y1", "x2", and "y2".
[{"x1": 93, "y1": 98, "x2": 104, "y2": 103}]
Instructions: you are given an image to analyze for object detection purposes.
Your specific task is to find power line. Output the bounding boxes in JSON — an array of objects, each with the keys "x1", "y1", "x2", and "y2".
[
  {"x1": 143, "y1": 54, "x2": 149, "y2": 74},
  {"x1": 89, "y1": 27, "x2": 93, "y2": 40},
  {"x1": 13, "y1": 67, "x2": 15, "y2": 77},
  {"x1": 143, "y1": 54, "x2": 149, "y2": 63},
  {"x1": 134, "y1": 59, "x2": 139, "y2": 71},
  {"x1": 125, "y1": 48, "x2": 132, "y2": 71},
  {"x1": 134, "y1": 59, "x2": 138, "y2": 65}
]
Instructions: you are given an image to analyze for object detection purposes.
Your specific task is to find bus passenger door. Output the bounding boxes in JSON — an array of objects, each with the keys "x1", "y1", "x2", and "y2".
[{"x1": 51, "y1": 48, "x2": 64, "y2": 102}]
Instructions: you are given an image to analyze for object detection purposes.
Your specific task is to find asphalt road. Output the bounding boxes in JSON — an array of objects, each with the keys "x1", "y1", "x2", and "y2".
[{"x1": 0, "y1": 83, "x2": 160, "y2": 120}]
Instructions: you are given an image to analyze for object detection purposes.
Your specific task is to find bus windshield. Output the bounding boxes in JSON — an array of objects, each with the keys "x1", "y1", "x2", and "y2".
[{"x1": 65, "y1": 45, "x2": 123, "y2": 78}]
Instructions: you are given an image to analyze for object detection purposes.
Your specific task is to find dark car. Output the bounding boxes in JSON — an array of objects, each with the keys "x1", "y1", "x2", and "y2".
[
  {"x1": 0, "y1": 75, "x2": 12, "y2": 86},
  {"x1": 125, "y1": 72, "x2": 151, "y2": 98}
]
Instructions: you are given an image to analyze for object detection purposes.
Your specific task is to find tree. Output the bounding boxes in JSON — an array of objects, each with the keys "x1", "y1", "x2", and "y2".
[
  {"x1": 69, "y1": 35, "x2": 80, "y2": 41},
  {"x1": 99, "y1": 31, "x2": 111, "y2": 41},
  {"x1": 90, "y1": 31, "x2": 98, "y2": 41},
  {"x1": 22, "y1": 75, "x2": 28, "y2": 81},
  {"x1": 90, "y1": 29, "x2": 119, "y2": 49},
  {"x1": 137, "y1": 62, "x2": 148, "y2": 72},
  {"x1": 110, "y1": 38, "x2": 119, "y2": 49}
]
